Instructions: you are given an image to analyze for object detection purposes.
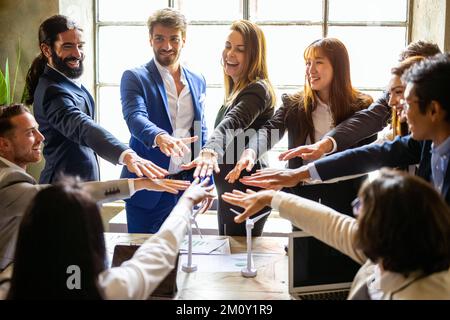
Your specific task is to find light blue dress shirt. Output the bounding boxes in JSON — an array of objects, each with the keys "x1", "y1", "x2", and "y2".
[{"x1": 431, "y1": 136, "x2": 450, "y2": 194}]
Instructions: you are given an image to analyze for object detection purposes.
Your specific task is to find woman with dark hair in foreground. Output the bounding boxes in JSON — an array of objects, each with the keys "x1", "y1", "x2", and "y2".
[
  {"x1": 1, "y1": 177, "x2": 213, "y2": 299},
  {"x1": 223, "y1": 169, "x2": 450, "y2": 299}
]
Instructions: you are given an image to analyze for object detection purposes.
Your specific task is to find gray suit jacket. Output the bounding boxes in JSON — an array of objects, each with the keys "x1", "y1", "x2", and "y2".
[{"x1": 0, "y1": 159, "x2": 131, "y2": 270}]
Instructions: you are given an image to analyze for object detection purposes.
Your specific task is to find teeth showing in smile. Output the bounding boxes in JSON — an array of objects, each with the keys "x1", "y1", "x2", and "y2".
[{"x1": 67, "y1": 61, "x2": 79, "y2": 67}]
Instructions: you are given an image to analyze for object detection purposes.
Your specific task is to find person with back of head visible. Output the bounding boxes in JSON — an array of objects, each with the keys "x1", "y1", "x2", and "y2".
[
  {"x1": 1, "y1": 176, "x2": 213, "y2": 300},
  {"x1": 119, "y1": 8, "x2": 209, "y2": 234},
  {"x1": 0, "y1": 104, "x2": 190, "y2": 272},
  {"x1": 223, "y1": 168, "x2": 450, "y2": 299},
  {"x1": 25, "y1": 15, "x2": 167, "y2": 184}
]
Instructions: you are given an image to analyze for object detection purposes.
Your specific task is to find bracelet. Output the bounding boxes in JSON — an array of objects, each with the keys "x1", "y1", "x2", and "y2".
[{"x1": 200, "y1": 148, "x2": 218, "y2": 158}]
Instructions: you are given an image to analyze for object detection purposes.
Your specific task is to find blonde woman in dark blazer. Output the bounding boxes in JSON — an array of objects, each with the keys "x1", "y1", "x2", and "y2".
[{"x1": 182, "y1": 20, "x2": 276, "y2": 236}]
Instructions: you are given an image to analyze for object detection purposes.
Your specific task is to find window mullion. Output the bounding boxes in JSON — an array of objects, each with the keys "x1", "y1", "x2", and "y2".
[
  {"x1": 323, "y1": 0, "x2": 329, "y2": 37},
  {"x1": 243, "y1": 0, "x2": 249, "y2": 20}
]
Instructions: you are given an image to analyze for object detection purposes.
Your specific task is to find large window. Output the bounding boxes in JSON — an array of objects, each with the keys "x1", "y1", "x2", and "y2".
[{"x1": 95, "y1": 0, "x2": 410, "y2": 180}]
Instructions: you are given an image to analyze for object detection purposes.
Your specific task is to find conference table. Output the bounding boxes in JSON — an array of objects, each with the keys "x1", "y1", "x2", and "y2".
[{"x1": 104, "y1": 232, "x2": 290, "y2": 300}]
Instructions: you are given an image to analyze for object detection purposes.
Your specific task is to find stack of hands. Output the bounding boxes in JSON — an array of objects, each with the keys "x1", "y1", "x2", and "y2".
[{"x1": 127, "y1": 134, "x2": 326, "y2": 220}]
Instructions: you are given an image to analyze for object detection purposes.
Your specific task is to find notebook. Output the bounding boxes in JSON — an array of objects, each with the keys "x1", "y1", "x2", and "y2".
[
  {"x1": 288, "y1": 231, "x2": 360, "y2": 300},
  {"x1": 111, "y1": 244, "x2": 179, "y2": 299}
]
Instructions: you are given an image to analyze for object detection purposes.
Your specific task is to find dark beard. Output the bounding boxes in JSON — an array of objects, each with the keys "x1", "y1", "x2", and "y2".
[
  {"x1": 155, "y1": 49, "x2": 179, "y2": 67},
  {"x1": 51, "y1": 49, "x2": 84, "y2": 79}
]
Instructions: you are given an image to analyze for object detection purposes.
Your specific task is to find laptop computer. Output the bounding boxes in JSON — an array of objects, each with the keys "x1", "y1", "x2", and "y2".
[
  {"x1": 112, "y1": 244, "x2": 180, "y2": 299},
  {"x1": 288, "y1": 231, "x2": 360, "y2": 300}
]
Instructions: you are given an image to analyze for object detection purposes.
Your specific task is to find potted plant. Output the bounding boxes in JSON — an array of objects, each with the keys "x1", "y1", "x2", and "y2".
[{"x1": 0, "y1": 41, "x2": 28, "y2": 105}]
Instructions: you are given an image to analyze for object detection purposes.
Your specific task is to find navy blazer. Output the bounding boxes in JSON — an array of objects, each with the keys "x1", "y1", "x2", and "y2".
[
  {"x1": 120, "y1": 59, "x2": 207, "y2": 210},
  {"x1": 33, "y1": 66, "x2": 128, "y2": 183},
  {"x1": 314, "y1": 135, "x2": 450, "y2": 205}
]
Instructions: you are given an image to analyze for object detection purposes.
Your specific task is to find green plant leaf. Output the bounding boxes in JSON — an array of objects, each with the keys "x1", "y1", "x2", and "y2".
[
  {"x1": 12, "y1": 39, "x2": 21, "y2": 103},
  {"x1": 0, "y1": 68, "x2": 7, "y2": 105},
  {"x1": 5, "y1": 59, "x2": 11, "y2": 105}
]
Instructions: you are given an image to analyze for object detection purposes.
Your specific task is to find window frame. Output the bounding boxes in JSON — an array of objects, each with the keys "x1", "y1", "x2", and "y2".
[{"x1": 94, "y1": 0, "x2": 411, "y2": 176}]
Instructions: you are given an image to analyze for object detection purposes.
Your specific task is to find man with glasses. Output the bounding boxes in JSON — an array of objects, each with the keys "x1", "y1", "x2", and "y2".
[
  {"x1": 240, "y1": 53, "x2": 450, "y2": 205},
  {"x1": 120, "y1": 8, "x2": 208, "y2": 233}
]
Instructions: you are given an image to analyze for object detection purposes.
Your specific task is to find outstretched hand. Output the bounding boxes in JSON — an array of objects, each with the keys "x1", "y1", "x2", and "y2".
[
  {"x1": 181, "y1": 177, "x2": 215, "y2": 207},
  {"x1": 123, "y1": 152, "x2": 169, "y2": 179},
  {"x1": 134, "y1": 178, "x2": 190, "y2": 194},
  {"x1": 222, "y1": 189, "x2": 275, "y2": 223},
  {"x1": 156, "y1": 134, "x2": 198, "y2": 158},
  {"x1": 239, "y1": 167, "x2": 309, "y2": 190},
  {"x1": 225, "y1": 149, "x2": 256, "y2": 183},
  {"x1": 181, "y1": 150, "x2": 220, "y2": 178},
  {"x1": 278, "y1": 138, "x2": 333, "y2": 162}
]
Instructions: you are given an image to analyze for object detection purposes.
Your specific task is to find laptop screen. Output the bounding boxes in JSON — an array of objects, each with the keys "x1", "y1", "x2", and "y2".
[{"x1": 289, "y1": 231, "x2": 360, "y2": 293}]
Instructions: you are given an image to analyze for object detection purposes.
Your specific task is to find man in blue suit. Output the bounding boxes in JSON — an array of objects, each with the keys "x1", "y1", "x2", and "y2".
[
  {"x1": 120, "y1": 8, "x2": 208, "y2": 233},
  {"x1": 240, "y1": 54, "x2": 450, "y2": 205},
  {"x1": 26, "y1": 15, "x2": 167, "y2": 183}
]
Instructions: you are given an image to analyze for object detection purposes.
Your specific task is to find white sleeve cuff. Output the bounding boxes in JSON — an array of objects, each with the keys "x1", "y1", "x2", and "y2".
[
  {"x1": 306, "y1": 162, "x2": 323, "y2": 182},
  {"x1": 118, "y1": 149, "x2": 135, "y2": 165},
  {"x1": 324, "y1": 137, "x2": 337, "y2": 155},
  {"x1": 128, "y1": 179, "x2": 136, "y2": 197},
  {"x1": 270, "y1": 191, "x2": 284, "y2": 211},
  {"x1": 246, "y1": 148, "x2": 257, "y2": 159}
]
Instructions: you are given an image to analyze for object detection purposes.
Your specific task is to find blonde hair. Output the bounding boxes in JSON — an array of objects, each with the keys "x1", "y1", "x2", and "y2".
[{"x1": 223, "y1": 20, "x2": 275, "y2": 108}]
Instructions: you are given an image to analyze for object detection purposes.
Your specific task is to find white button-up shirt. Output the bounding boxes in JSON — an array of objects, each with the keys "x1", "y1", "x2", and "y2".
[{"x1": 154, "y1": 60, "x2": 194, "y2": 174}]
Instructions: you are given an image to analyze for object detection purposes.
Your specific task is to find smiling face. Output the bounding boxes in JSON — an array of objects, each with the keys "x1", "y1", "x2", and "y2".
[
  {"x1": 305, "y1": 49, "x2": 334, "y2": 100},
  {"x1": 43, "y1": 28, "x2": 85, "y2": 79},
  {"x1": 0, "y1": 113, "x2": 45, "y2": 169},
  {"x1": 404, "y1": 82, "x2": 433, "y2": 141},
  {"x1": 222, "y1": 30, "x2": 246, "y2": 83},
  {"x1": 150, "y1": 24, "x2": 185, "y2": 68}
]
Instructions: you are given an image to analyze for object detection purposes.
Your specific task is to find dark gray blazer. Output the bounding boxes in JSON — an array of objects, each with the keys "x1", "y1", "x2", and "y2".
[{"x1": 248, "y1": 92, "x2": 375, "y2": 169}]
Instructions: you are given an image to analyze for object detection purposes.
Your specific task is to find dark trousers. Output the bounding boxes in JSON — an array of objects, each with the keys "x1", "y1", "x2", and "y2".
[
  {"x1": 126, "y1": 169, "x2": 195, "y2": 234},
  {"x1": 126, "y1": 192, "x2": 180, "y2": 234},
  {"x1": 214, "y1": 163, "x2": 270, "y2": 236}
]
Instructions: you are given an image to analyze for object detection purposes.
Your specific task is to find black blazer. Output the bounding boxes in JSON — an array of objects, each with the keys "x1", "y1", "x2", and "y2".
[
  {"x1": 315, "y1": 136, "x2": 450, "y2": 205},
  {"x1": 248, "y1": 92, "x2": 375, "y2": 169},
  {"x1": 33, "y1": 66, "x2": 127, "y2": 183},
  {"x1": 326, "y1": 92, "x2": 391, "y2": 152},
  {"x1": 205, "y1": 80, "x2": 274, "y2": 166}
]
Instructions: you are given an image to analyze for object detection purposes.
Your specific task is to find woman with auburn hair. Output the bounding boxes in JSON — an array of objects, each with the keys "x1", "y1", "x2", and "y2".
[
  {"x1": 182, "y1": 20, "x2": 276, "y2": 236},
  {"x1": 222, "y1": 169, "x2": 450, "y2": 299},
  {"x1": 229, "y1": 38, "x2": 374, "y2": 220}
]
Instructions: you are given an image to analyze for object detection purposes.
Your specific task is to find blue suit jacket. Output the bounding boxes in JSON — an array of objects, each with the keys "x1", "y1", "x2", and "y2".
[
  {"x1": 33, "y1": 66, "x2": 128, "y2": 183},
  {"x1": 314, "y1": 136, "x2": 450, "y2": 205},
  {"x1": 120, "y1": 59, "x2": 207, "y2": 210}
]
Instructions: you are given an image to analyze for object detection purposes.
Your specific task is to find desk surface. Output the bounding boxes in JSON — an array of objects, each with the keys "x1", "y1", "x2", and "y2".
[{"x1": 104, "y1": 232, "x2": 290, "y2": 300}]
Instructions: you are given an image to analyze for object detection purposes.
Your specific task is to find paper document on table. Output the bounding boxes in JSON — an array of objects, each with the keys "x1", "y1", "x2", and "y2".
[
  {"x1": 180, "y1": 235, "x2": 230, "y2": 254},
  {"x1": 179, "y1": 253, "x2": 251, "y2": 272},
  {"x1": 179, "y1": 253, "x2": 278, "y2": 273}
]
